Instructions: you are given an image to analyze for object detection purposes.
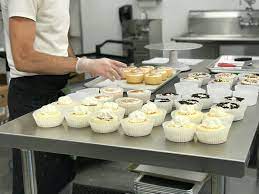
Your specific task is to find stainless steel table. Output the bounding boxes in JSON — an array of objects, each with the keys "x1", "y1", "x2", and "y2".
[{"x1": 0, "y1": 60, "x2": 258, "y2": 194}]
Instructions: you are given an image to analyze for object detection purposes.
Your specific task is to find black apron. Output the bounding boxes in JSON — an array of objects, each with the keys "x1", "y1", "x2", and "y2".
[{"x1": 8, "y1": 74, "x2": 76, "y2": 194}]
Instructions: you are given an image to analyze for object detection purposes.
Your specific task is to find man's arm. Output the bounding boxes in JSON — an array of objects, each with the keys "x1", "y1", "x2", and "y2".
[
  {"x1": 68, "y1": 44, "x2": 76, "y2": 58},
  {"x1": 9, "y1": 17, "x2": 126, "y2": 79}
]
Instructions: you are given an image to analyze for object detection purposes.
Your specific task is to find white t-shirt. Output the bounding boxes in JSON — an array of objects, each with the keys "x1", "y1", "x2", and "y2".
[{"x1": 0, "y1": 0, "x2": 70, "y2": 78}]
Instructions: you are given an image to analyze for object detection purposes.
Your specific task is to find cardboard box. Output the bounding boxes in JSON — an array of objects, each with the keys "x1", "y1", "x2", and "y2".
[{"x1": 0, "y1": 85, "x2": 8, "y2": 107}]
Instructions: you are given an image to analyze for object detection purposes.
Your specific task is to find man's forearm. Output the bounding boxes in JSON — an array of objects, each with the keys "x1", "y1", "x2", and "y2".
[
  {"x1": 15, "y1": 50, "x2": 78, "y2": 75},
  {"x1": 68, "y1": 45, "x2": 76, "y2": 58}
]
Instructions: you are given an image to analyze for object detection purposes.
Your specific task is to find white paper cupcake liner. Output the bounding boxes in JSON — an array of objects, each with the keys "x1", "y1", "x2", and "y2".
[
  {"x1": 115, "y1": 99, "x2": 143, "y2": 115},
  {"x1": 163, "y1": 122, "x2": 196, "y2": 143},
  {"x1": 65, "y1": 114, "x2": 90, "y2": 128},
  {"x1": 196, "y1": 127, "x2": 230, "y2": 145},
  {"x1": 89, "y1": 120, "x2": 120, "y2": 133},
  {"x1": 192, "y1": 98, "x2": 213, "y2": 110},
  {"x1": 180, "y1": 78, "x2": 203, "y2": 87},
  {"x1": 154, "y1": 100, "x2": 174, "y2": 114},
  {"x1": 217, "y1": 107, "x2": 245, "y2": 121},
  {"x1": 127, "y1": 90, "x2": 151, "y2": 103},
  {"x1": 121, "y1": 119, "x2": 153, "y2": 137},
  {"x1": 33, "y1": 111, "x2": 64, "y2": 128},
  {"x1": 146, "y1": 109, "x2": 167, "y2": 127}
]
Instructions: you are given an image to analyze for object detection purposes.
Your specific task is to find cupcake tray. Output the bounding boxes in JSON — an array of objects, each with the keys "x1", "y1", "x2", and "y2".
[
  {"x1": 84, "y1": 70, "x2": 180, "y2": 92},
  {"x1": 207, "y1": 55, "x2": 259, "y2": 74}
]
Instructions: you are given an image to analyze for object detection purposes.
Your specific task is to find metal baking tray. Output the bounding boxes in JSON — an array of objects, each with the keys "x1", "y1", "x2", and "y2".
[{"x1": 207, "y1": 55, "x2": 259, "y2": 74}]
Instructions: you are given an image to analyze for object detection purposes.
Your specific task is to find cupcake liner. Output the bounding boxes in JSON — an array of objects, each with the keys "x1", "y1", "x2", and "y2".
[
  {"x1": 127, "y1": 90, "x2": 151, "y2": 103},
  {"x1": 171, "y1": 110, "x2": 203, "y2": 124},
  {"x1": 174, "y1": 82, "x2": 199, "y2": 95},
  {"x1": 89, "y1": 119, "x2": 120, "y2": 133},
  {"x1": 214, "y1": 105, "x2": 245, "y2": 121},
  {"x1": 192, "y1": 97, "x2": 213, "y2": 110},
  {"x1": 233, "y1": 88, "x2": 258, "y2": 106},
  {"x1": 163, "y1": 122, "x2": 196, "y2": 143},
  {"x1": 65, "y1": 114, "x2": 90, "y2": 128},
  {"x1": 121, "y1": 119, "x2": 153, "y2": 137},
  {"x1": 53, "y1": 102, "x2": 79, "y2": 114},
  {"x1": 196, "y1": 127, "x2": 230, "y2": 145},
  {"x1": 180, "y1": 78, "x2": 203, "y2": 87},
  {"x1": 146, "y1": 109, "x2": 167, "y2": 127},
  {"x1": 153, "y1": 100, "x2": 174, "y2": 114},
  {"x1": 33, "y1": 111, "x2": 64, "y2": 128},
  {"x1": 115, "y1": 98, "x2": 144, "y2": 115}
]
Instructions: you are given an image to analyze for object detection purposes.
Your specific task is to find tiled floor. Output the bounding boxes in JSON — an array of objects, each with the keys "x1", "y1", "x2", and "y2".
[{"x1": 0, "y1": 147, "x2": 258, "y2": 194}]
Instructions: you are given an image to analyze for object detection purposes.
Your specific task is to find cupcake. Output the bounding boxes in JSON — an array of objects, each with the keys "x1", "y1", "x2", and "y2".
[
  {"x1": 127, "y1": 90, "x2": 151, "y2": 103},
  {"x1": 100, "y1": 87, "x2": 124, "y2": 100},
  {"x1": 171, "y1": 105, "x2": 203, "y2": 124},
  {"x1": 191, "y1": 93, "x2": 213, "y2": 110},
  {"x1": 180, "y1": 76, "x2": 203, "y2": 87},
  {"x1": 89, "y1": 109, "x2": 120, "y2": 133},
  {"x1": 115, "y1": 97, "x2": 143, "y2": 115},
  {"x1": 65, "y1": 106, "x2": 91, "y2": 128},
  {"x1": 157, "y1": 67, "x2": 176, "y2": 78},
  {"x1": 215, "y1": 73, "x2": 237, "y2": 82},
  {"x1": 139, "y1": 66, "x2": 155, "y2": 74},
  {"x1": 175, "y1": 99, "x2": 203, "y2": 111},
  {"x1": 33, "y1": 104, "x2": 64, "y2": 128},
  {"x1": 144, "y1": 73, "x2": 163, "y2": 85},
  {"x1": 208, "y1": 78, "x2": 233, "y2": 89},
  {"x1": 224, "y1": 96, "x2": 247, "y2": 111},
  {"x1": 215, "y1": 102, "x2": 245, "y2": 121},
  {"x1": 94, "y1": 94, "x2": 114, "y2": 103},
  {"x1": 121, "y1": 111, "x2": 154, "y2": 137},
  {"x1": 121, "y1": 66, "x2": 137, "y2": 79},
  {"x1": 163, "y1": 116, "x2": 197, "y2": 143},
  {"x1": 150, "y1": 98, "x2": 174, "y2": 114},
  {"x1": 204, "y1": 107, "x2": 234, "y2": 127},
  {"x1": 81, "y1": 97, "x2": 102, "y2": 113},
  {"x1": 196, "y1": 118, "x2": 230, "y2": 144},
  {"x1": 238, "y1": 78, "x2": 259, "y2": 92},
  {"x1": 141, "y1": 102, "x2": 167, "y2": 127},
  {"x1": 126, "y1": 71, "x2": 144, "y2": 84},
  {"x1": 238, "y1": 73, "x2": 259, "y2": 82},
  {"x1": 53, "y1": 96, "x2": 76, "y2": 113},
  {"x1": 156, "y1": 93, "x2": 178, "y2": 101},
  {"x1": 103, "y1": 102, "x2": 126, "y2": 120},
  {"x1": 152, "y1": 69, "x2": 167, "y2": 81},
  {"x1": 188, "y1": 72, "x2": 211, "y2": 85}
]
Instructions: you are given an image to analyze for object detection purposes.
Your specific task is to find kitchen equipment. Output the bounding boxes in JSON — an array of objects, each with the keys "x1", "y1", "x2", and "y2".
[
  {"x1": 208, "y1": 55, "x2": 259, "y2": 73},
  {"x1": 145, "y1": 42, "x2": 202, "y2": 71}
]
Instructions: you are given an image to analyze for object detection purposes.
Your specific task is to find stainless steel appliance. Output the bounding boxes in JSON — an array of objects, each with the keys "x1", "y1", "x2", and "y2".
[
  {"x1": 173, "y1": 9, "x2": 259, "y2": 59},
  {"x1": 120, "y1": 6, "x2": 163, "y2": 65}
]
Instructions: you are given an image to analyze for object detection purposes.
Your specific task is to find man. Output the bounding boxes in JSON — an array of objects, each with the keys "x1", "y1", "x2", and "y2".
[{"x1": 0, "y1": 0, "x2": 126, "y2": 194}]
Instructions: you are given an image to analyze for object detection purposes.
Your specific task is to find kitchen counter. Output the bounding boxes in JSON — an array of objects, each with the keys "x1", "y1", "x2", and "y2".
[{"x1": 0, "y1": 60, "x2": 258, "y2": 193}]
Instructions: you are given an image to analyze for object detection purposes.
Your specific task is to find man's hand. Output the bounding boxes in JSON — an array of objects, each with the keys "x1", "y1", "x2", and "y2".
[{"x1": 76, "y1": 58, "x2": 127, "y2": 81}]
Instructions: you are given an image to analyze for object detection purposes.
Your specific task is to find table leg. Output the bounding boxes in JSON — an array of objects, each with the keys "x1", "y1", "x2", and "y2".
[
  {"x1": 21, "y1": 150, "x2": 38, "y2": 194},
  {"x1": 211, "y1": 175, "x2": 225, "y2": 194}
]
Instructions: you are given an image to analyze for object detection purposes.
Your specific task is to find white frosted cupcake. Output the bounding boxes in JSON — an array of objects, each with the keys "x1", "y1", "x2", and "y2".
[
  {"x1": 89, "y1": 109, "x2": 120, "y2": 133},
  {"x1": 33, "y1": 104, "x2": 64, "y2": 128},
  {"x1": 93, "y1": 95, "x2": 114, "y2": 103},
  {"x1": 121, "y1": 111, "x2": 154, "y2": 137},
  {"x1": 215, "y1": 102, "x2": 245, "y2": 121},
  {"x1": 53, "y1": 96, "x2": 77, "y2": 113},
  {"x1": 188, "y1": 72, "x2": 211, "y2": 85},
  {"x1": 191, "y1": 93, "x2": 213, "y2": 110},
  {"x1": 103, "y1": 102, "x2": 126, "y2": 120},
  {"x1": 204, "y1": 107, "x2": 234, "y2": 128},
  {"x1": 196, "y1": 118, "x2": 230, "y2": 144},
  {"x1": 163, "y1": 116, "x2": 197, "y2": 143},
  {"x1": 180, "y1": 76, "x2": 203, "y2": 87},
  {"x1": 100, "y1": 87, "x2": 124, "y2": 100},
  {"x1": 171, "y1": 105, "x2": 203, "y2": 124},
  {"x1": 81, "y1": 97, "x2": 102, "y2": 113},
  {"x1": 127, "y1": 90, "x2": 151, "y2": 103},
  {"x1": 115, "y1": 97, "x2": 143, "y2": 115},
  {"x1": 175, "y1": 99, "x2": 203, "y2": 111},
  {"x1": 150, "y1": 98, "x2": 174, "y2": 114},
  {"x1": 141, "y1": 102, "x2": 167, "y2": 127},
  {"x1": 65, "y1": 106, "x2": 91, "y2": 128}
]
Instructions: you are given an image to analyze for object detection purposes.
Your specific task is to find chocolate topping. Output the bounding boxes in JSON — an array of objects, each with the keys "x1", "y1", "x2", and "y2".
[
  {"x1": 179, "y1": 99, "x2": 199, "y2": 105},
  {"x1": 155, "y1": 98, "x2": 171, "y2": 103},
  {"x1": 216, "y1": 102, "x2": 240, "y2": 109},
  {"x1": 225, "y1": 96, "x2": 244, "y2": 102},
  {"x1": 192, "y1": 93, "x2": 209, "y2": 99}
]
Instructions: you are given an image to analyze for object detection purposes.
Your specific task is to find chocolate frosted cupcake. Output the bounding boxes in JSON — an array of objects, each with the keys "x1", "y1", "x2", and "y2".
[
  {"x1": 216, "y1": 102, "x2": 244, "y2": 121},
  {"x1": 191, "y1": 93, "x2": 213, "y2": 110},
  {"x1": 156, "y1": 93, "x2": 177, "y2": 101},
  {"x1": 175, "y1": 99, "x2": 203, "y2": 111},
  {"x1": 150, "y1": 98, "x2": 174, "y2": 113}
]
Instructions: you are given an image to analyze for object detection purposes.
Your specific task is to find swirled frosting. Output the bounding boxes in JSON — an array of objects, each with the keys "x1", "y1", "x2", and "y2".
[
  {"x1": 142, "y1": 102, "x2": 158, "y2": 114},
  {"x1": 103, "y1": 102, "x2": 119, "y2": 110},
  {"x1": 39, "y1": 105, "x2": 60, "y2": 116},
  {"x1": 128, "y1": 111, "x2": 147, "y2": 123},
  {"x1": 58, "y1": 96, "x2": 73, "y2": 105}
]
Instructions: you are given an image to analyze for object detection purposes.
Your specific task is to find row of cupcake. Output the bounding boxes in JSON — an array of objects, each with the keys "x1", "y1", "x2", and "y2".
[{"x1": 122, "y1": 65, "x2": 177, "y2": 85}]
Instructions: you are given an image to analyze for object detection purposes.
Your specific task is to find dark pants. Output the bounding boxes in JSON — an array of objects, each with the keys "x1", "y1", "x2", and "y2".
[{"x1": 8, "y1": 75, "x2": 75, "y2": 194}]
